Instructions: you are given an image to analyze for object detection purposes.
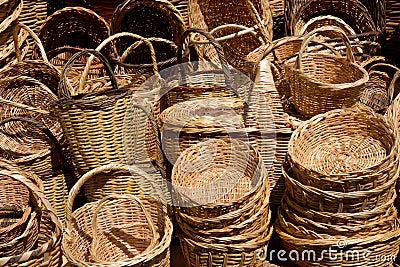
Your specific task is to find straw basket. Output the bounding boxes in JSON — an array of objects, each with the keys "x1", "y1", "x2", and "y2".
[
  {"x1": 62, "y1": 164, "x2": 172, "y2": 267},
  {"x1": 0, "y1": 116, "x2": 72, "y2": 222},
  {"x1": 188, "y1": 0, "x2": 273, "y2": 76},
  {"x1": 111, "y1": 0, "x2": 184, "y2": 72},
  {"x1": 0, "y1": 23, "x2": 61, "y2": 95},
  {"x1": 162, "y1": 29, "x2": 250, "y2": 110},
  {"x1": 284, "y1": 26, "x2": 369, "y2": 117},
  {"x1": 0, "y1": 167, "x2": 63, "y2": 267},
  {"x1": 33, "y1": 7, "x2": 110, "y2": 76},
  {"x1": 54, "y1": 49, "x2": 163, "y2": 178}
]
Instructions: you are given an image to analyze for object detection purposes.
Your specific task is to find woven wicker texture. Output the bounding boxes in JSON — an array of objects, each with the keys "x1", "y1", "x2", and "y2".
[
  {"x1": 63, "y1": 164, "x2": 172, "y2": 267},
  {"x1": 33, "y1": 6, "x2": 110, "y2": 77},
  {"x1": 111, "y1": 0, "x2": 184, "y2": 73},
  {"x1": 54, "y1": 49, "x2": 163, "y2": 181},
  {"x1": 189, "y1": 0, "x2": 273, "y2": 76},
  {"x1": 287, "y1": 106, "x2": 398, "y2": 194},
  {"x1": 284, "y1": 26, "x2": 369, "y2": 117},
  {"x1": 18, "y1": 0, "x2": 47, "y2": 34},
  {"x1": 0, "y1": 167, "x2": 63, "y2": 267}
]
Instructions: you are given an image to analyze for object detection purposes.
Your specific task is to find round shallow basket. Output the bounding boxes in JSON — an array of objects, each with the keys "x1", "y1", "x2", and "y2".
[
  {"x1": 0, "y1": 23, "x2": 61, "y2": 95},
  {"x1": 0, "y1": 116, "x2": 72, "y2": 223},
  {"x1": 179, "y1": 224, "x2": 273, "y2": 267},
  {"x1": 359, "y1": 63, "x2": 400, "y2": 113},
  {"x1": 54, "y1": 49, "x2": 163, "y2": 177},
  {"x1": 172, "y1": 138, "x2": 269, "y2": 218},
  {"x1": 162, "y1": 29, "x2": 250, "y2": 110},
  {"x1": 188, "y1": 0, "x2": 272, "y2": 76},
  {"x1": 284, "y1": 26, "x2": 369, "y2": 117},
  {"x1": 0, "y1": 167, "x2": 63, "y2": 267},
  {"x1": 62, "y1": 164, "x2": 172, "y2": 267},
  {"x1": 289, "y1": 0, "x2": 379, "y2": 38},
  {"x1": 32, "y1": 7, "x2": 110, "y2": 77},
  {"x1": 287, "y1": 106, "x2": 398, "y2": 193},
  {"x1": 111, "y1": 0, "x2": 184, "y2": 72},
  {"x1": 275, "y1": 217, "x2": 400, "y2": 267}
]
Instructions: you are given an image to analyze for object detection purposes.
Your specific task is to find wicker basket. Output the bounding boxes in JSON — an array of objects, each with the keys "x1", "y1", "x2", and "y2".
[
  {"x1": 0, "y1": 167, "x2": 63, "y2": 267},
  {"x1": 111, "y1": 0, "x2": 184, "y2": 72},
  {"x1": 284, "y1": 26, "x2": 369, "y2": 116},
  {"x1": 62, "y1": 164, "x2": 173, "y2": 267},
  {"x1": 18, "y1": 0, "x2": 47, "y2": 34},
  {"x1": 0, "y1": 23, "x2": 61, "y2": 95},
  {"x1": 295, "y1": 15, "x2": 356, "y2": 36},
  {"x1": 188, "y1": 0, "x2": 272, "y2": 76},
  {"x1": 0, "y1": 116, "x2": 72, "y2": 222},
  {"x1": 32, "y1": 6, "x2": 110, "y2": 76},
  {"x1": 54, "y1": 49, "x2": 163, "y2": 178}
]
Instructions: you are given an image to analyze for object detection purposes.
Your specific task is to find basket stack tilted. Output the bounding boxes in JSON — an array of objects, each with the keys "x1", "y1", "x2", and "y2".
[
  {"x1": 172, "y1": 139, "x2": 273, "y2": 267},
  {"x1": 275, "y1": 106, "x2": 400, "y2": 266}
]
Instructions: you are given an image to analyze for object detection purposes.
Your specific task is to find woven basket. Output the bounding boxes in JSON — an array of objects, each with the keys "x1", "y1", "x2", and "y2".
[
  {"x1": 189, "y1": 0, "x2": 272, "y2": 76},
  {"x1": 54, "y1": 49, "x2": 163, "y2": 178},
  {"x1": 62, "y1": 164, "x2": 172, "y2": 267},
  {"x1": 359, "y1": 63, "x2": 400, "y2": 112},
  {"x1": 0, "y1": 116, "x2": 72, "y2": 222},
  {"x1": 295, "y1": 15, "x2": 356, "y2": 37},
  {"x1": 18, "y1": 0, "x2": 47, "y2": 34},
  {"x1": 33, "y1": 6, "x2": 110, "y2": 75},
  {"x1": 0, "y1": 23, "x2": 61, "y2": 95},
  {"x1": 288, "y1": 0, "x2": 379, "y2": 38},
  {"x1": 162, "y1": 28, "x2": 249, "y2": 110},
  {"x1": 0, "y1": 167, "x2": 63, "y2": 267},
  {"x1": 284, "y1": 26, "x2": 369, "y2": 117},
  {"x1": 111, "y1": 0, "x2": 184, "y2": 72}
]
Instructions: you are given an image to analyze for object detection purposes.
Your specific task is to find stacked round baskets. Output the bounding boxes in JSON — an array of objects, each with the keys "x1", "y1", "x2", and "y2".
[
  {"x1": 62, "y1": 164, "x2": 173, "y2": 267},
  {"x1": 172, "y1": 139, "x2": 273, "y2": 267},
  {"x1": 275, "y1": 106, "x2": 400, "y2": 266}
]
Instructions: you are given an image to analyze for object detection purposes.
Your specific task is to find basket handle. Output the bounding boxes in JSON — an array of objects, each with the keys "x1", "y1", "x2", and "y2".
[
  {"x1": 295, "y1": 26, "x2": 355, "y2": 71},
  {"x1": 178, "y1": 28, "x2": 233, "y2": 88},
  {"x1": 65, "y1": 164, "x2": 156, "y2": 233},
  {"x1": 79, "y1": 32, "x2": 159, "y2": 94},
  {"x1": 388, "y1": 70, "x2": 400, "y2": 105},
  {"x1": 244, "y1": 0, "x2": 271, "y2": 44},
  {"x1": 367, "y1": 63, "x2": 400, "y2": 75},
  {"x1": 89, "y1": 194, "x2": 158, "y2": 261},
  {"x1": 0, "y1": 116, "x2": 64, "y2": 173},
  {"x1": 13, "y1": 23, "x2": 48, "y2": 63},
  {"x1": 58, "y1": 49, "x2": 118, "y2": 99}
]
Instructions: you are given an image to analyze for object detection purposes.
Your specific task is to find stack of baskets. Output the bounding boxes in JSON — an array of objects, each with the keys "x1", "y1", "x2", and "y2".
[
  {"x1": 275, "y1": 106, "x2": 400, "y2": 266},
  {"x1": 0, "y1": 159, "x2": 63, "y2": 267},
  {"x1": 172, "y1": 139, "x2": 273, "y2": 267},
  {"x1": 62, "y1": 164, "x2": 173, "y2": 266},
  {"x1": 0, "y1": 0, "x2": 29, "y2": 71}
]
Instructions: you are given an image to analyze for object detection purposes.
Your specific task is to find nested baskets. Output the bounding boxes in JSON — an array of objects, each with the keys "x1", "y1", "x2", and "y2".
[
  {"x1": 62, "y1": 164, "x2": 173, "y2": 267},
  {"x1": 188, "y1": 0, "x2": 273, "y2": 76},
  {"x1": 172, "y1": 139, "x2": 273, "y2": 267},
  {"x1": 111, "y1": 0, "x2": 184, "y2": 72},
  {"x1": 287, "y1": 106, "x2": 398, "y2": 194},
  {"x1": 284, "y1": 26, "x2": 369, "y2": 117},
  {"x1": 33, "y1": 6, "x2": 110, "y2": 76},
  {"x1": 54, "y1": 49, "x2": 163, "y2": 178},
  {"x1": 0, "y1": 165, "x2": 63, "y2": 267}
]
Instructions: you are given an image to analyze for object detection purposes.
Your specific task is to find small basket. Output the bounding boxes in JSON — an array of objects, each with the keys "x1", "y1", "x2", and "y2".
[
  {"x1": 111, "y1": 0, "x2": 184, "y2": 71},
  {"x1": 0, "y1": 116, "x2": 72, "y2": 222},
  {"x1": 33, "y1": 6, "x2": 110, "y2": 75},
  {"x1": 0, "y1": 167, "x2": 63, "y2": 267},
  {"x1": 62, "y1": 164, "x2": 173, "y2": 267},
  {"x1": 188, "y1": 0, "x2": 273, "y2": 76},
  {"x1": 284, "y1": 26, "x2": 369, "y2": 116},
  {"x1": 54, "y1": 49, "x2": 163, "y2": 177}
]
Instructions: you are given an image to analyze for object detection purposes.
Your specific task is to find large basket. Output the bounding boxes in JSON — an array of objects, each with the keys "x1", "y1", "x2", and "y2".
[
  {"x1": 62, "y1": 164, "x2": 173, "y2": 267},
  {"x1": 54, "y1": 49, "x2": 163, "y2": 177},
  {"x1": 287, "y1": 107, "x2": 398, "y2": 193},
  {"x1": 111, "y1": 0, "x2": 184, "y2": 72},
  {"x1": 284, "y1": 26, "x2": 369, "y2": 117},
  {"x1": 0, "y1": 167, "x2": 63, "y2": 267},
  {"x1": 32, "y1": 7, "x2": 110, "y2": 76},
  {"x1": 0, "y1": 116, "x2": 72, "y2": 222},
  {"x1": 188, "y1": 0, "x2": 273, "y2": 76}
]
